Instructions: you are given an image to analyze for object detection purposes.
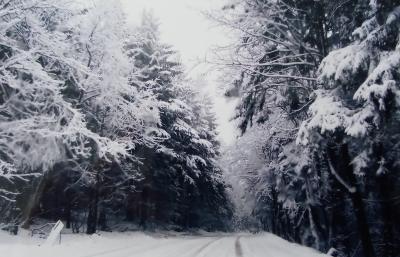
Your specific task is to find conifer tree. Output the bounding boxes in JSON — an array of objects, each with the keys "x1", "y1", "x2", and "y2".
[
  {"x1": 298, "y1": 1, "x2": 400, "y2": 255},
  {"x1": 219, "y1": 0, "x2": 399, "y2": 255},
  {"x1": 125, "y1": 13, "x2": 232, "y2": 230}
]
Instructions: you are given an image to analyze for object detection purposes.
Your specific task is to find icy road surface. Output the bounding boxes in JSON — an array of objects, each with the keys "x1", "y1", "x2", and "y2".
[{"x1": 1, "y1": 231, "x2": 328, "y2": 257}]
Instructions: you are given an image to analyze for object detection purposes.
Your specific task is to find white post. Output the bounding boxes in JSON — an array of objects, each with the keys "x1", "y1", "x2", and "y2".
[{"x1": 44, "y1": 221, "x2": 64, "y2": 246}]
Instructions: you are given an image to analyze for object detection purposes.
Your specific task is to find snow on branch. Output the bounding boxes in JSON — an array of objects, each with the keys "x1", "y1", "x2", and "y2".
[{"x1": 327, "y1": 157, "x2": 356, "y2": 194}]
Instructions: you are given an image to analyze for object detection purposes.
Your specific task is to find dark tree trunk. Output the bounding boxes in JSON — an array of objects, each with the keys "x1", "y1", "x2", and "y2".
[
  {"x1": 271, "y1": 188, "x2": 278, "y2": 234},
  {"x1": 326, "y1": 171, "x2": 352, "y2": 255},
  {"x1": 313, "y1": 1, "x2": 328, "y2": 57},
  {"x1": 139, "y1": 186, "x2": 149, "y2": 230},
  {"x1": 21, "y1": 175, "x2": 50, "y2": 229},
  {"x1": 86, "y1": 187, "x2": 98, "y2": 234},
  {"x1": 98, "y1": 208, "x2": 107, "y2": 231},
  {"x1": 328, "y1": 144, "x2": 376, "y2": 257},
  {"x1": 377, "y1": 174, "x2": 396, "y2": 257},
  {"x1": 349, "y1": 189, "x2": 375, "y2": 257},
  {"x1": 64, "y1": 201, "x2": 71, "y2": 229},
  {"x1": 86, "y1": 172, "x2": 99, "y2": 235}
]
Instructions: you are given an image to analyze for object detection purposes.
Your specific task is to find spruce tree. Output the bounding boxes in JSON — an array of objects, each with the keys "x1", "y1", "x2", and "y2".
[
  {"x1": 298, "y1": 1, "x2": 400, "y2": 256},
  {"x1": 125, "y1": 13, "x2": 232, "y2": 230}
]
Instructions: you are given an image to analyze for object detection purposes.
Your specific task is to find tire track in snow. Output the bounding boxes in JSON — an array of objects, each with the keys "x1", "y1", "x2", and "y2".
[
  {"x1": 235, "y1": 236, "x2": 244, "y2": 257},
  {"x1": 186, "y1": 236, "x2": 236, "y2": 257},
  {"x1": 190, "y1": 237, "x2": 223, "y2": 257},
  {"x1": 79, "y1": 236, "x2": 174, "y2": 257},
  {"x1": 161, "y1": 236, "x2": 222, "y2": 257},
  {"x1": 132, "y1": 236, "x2": 221, "y2": 257},
  {"x1": 80, "y1": 245, "x2": 138, "y2": 257}
]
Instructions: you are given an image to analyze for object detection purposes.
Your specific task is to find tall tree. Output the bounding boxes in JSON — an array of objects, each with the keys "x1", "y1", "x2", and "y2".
[
  {"x1": 0, "y1": 0, "x2": 160, "y2": 231},
  {"x1": 0, "y1": 0, "x2": 130, "y2": 225},
  {"x1": 217, "y1": 0, "x2": 400, "y2": 256},
  {"x1": 63, "y1": 1, "x2": 160, "y2": 234},
  {"x1": 298, "y1": 1, "x2": 400, "y2": 256},
  {"x1": 124, "y1": 13, "x2": 232, "y2": 230}
]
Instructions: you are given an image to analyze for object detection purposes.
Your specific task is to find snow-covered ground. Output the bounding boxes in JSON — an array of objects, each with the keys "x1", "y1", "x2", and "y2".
[{"x1": 0, "y1": 230, "x2": 328, "y2": 257}]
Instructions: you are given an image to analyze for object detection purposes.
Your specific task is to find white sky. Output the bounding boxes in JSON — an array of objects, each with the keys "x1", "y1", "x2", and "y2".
[{"x1": 120, "y1": 0, "x2": 238, "y2": 146}]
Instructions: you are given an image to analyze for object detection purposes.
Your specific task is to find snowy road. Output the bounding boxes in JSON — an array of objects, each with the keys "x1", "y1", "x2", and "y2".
[
  {"x1": 75, "y1": 234, "x2": 327, "y2": 257},
  {"x1": 2, "y1": 232, "x2": 328, "y2": 257}
]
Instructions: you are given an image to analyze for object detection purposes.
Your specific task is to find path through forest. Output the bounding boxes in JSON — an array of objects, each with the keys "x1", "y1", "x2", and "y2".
[
  {"x1": 78, "y1": 234, "x2": 328, "y2": 257},
  {"x1": 1, "y1": 231, "x2": 328, "y2": 257}
]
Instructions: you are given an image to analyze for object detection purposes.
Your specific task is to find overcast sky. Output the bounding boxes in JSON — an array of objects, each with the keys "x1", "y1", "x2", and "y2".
[{"x1": 120, "y1": 0, "x2": 237, "y2": 145}]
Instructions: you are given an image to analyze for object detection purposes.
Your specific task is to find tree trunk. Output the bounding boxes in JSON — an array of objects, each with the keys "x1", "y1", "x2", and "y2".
[
  {"x1": 86, "y1": 187, "x2": 98, "y2": 234},
  {"x1": 328, "y1": 144, "x2": 376, "y2": 257},
  {"x1": 349, "y1": 190, "x2": 375, "y2": 257},
  {"x1": 313, "y1": 1, "x2": 328, "y2": 57},
  {"x1": 21, "y1": 175, "x2": 50, "y2": 229},
  {"x1": 64, "y1": 201, "x2": 71, "y2": 229},
  {"x1": 98, "y1": 207, "x2": 107, "y2": 231},
  {"x1": 86, "y1": 171, "x2": 99, "y2": 235},
  {"x1": 327, "y1": 176, "x2": 352, "y2": 254},
  {"x1": 271, "y1": 188, "x2": 278, "y2": 234},
  {"x1": 377, "y1": 174, "x2": 396, "y2": 257}
]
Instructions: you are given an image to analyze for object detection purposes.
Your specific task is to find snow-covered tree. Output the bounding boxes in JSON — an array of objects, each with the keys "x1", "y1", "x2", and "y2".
[
  {"x1": 0, "y1": 0, "x2": 130, "y2": 205},
  {"x1": 216, "y1": 0, "x2": 400, "y2": 256},
  {"x1": 122, "y1": 14, "x2": 232, "y2": 230},
  {"x1": 0, "y1": 0, "x2": 162, "y2": 231},
  {"x1": 298, "y1": 1, "x2": 400, "y2": 256},
  {"x1": 66, "y1": 2, "x2": 158, "y2": 148},
  {"x1": 63, "y1": 1, "x2": 162, "y2": 233},
  {"x1": 214, "y1": 0, "x2": 329, "y2": 245},
  {"x1": 18, "y1": 9, "x2": 231, "y2": 233}
]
